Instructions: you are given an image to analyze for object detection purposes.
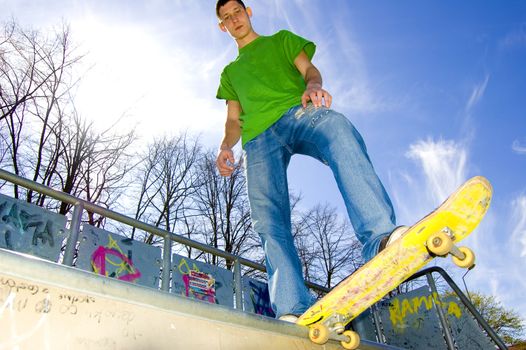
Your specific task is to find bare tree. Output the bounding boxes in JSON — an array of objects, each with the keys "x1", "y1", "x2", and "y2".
[
  {"x1": 131, "y1": 133, "x2": 201, "y2": 245},
  {"x1": 27, "y1": 25, "x2": 81, "y2": 204},
  {"x1": 0, "y1": 20, "x2": 82, "y2": 201},
  {"x1": 0, "y1": 20, "x2": 138, "y2": 225},
  {"x1": 192, "y1": 150, "x2": 254, "y2": 269},
  {"x1": 286, "y1": 192, "x2": 318, "y2": 282},
  {"x1": 298, "y1": 203, "x2": 362, "y2": 288},
  {"x1": 80, "y1": 127, "x2": 136, "y2": 227},
  {"x1": 129, "y1": 141, "x2": 164, "y2": 239}
]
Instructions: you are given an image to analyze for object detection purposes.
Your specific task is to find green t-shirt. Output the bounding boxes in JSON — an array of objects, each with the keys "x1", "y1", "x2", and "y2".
[{"x1": 216, "y1": 30, "x2": 316, "y2": 147}]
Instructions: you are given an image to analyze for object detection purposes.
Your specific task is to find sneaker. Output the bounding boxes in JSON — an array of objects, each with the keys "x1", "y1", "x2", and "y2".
[
  {"x1": 278, "y1": 314, "x2": 299, "y2": 323},
  {"x1": 378, "y1": 226, "x2": 409, "y2": 253}
]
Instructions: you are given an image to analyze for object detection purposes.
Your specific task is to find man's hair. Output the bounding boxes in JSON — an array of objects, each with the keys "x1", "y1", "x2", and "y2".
[{"x1": 216, "y1": 0, "x2": 246, "y2": 18}]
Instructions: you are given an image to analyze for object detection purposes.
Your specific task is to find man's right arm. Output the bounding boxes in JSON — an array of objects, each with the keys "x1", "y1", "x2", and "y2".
[{"x1": 216, "y1": 100, "x2": 242, "y2": 177}]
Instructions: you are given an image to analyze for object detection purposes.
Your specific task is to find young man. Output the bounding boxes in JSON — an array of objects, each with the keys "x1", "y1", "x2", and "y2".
[{"x1": 215, "y1": 0, "x2": 404, "y2": 321}]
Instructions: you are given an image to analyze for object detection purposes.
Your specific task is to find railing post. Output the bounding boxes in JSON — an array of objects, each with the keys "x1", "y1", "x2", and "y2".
[
  {"x1": 63, "y1": 202, "x2": 83, "y2": 266},
  {"x1": 371, "y1": 305, "x2": 385, "y2": 344},
  {"x1": 234, "y1": 259, "x2": 243, "y2": 310},
  {"x1": 426, "y1": 272, "x2": 455, "y2": 350},
  {"x1": 161, "y1": 236, "x2": 172, "y2": 292}
]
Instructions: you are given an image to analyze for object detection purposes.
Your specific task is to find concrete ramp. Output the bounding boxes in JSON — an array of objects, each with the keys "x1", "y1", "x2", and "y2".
[{"x1": 0, "y1": 249, "x2": 400, "y2": 350}]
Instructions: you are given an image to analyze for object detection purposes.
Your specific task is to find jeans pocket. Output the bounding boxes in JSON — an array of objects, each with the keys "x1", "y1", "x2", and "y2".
[{"x1": 294, "y1": 103, "x2": 330, "y2": 122}]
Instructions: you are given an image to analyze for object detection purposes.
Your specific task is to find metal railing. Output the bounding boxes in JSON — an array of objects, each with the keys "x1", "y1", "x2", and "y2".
[
  {"x1": 0, "y1": 169, "x2": 329, "y2": 310},
  {"x1": 381, "y1": 267, "x2": 508, "y2": 350},
  {"x1": 0, "y1": 169, "x2": 508, "y2": 349}
]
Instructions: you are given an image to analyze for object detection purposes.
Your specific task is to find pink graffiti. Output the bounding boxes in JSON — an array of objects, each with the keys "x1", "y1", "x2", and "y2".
[{"x1": 91, "y1": 246, "x2": 141, "y2": 282}]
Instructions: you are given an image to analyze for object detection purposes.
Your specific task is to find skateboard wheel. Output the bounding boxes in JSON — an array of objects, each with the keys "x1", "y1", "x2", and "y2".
[
  {"x1": 452, "y1": 246, "x2": 475, "y2": 268},
  {"x1": 309, "y1": 324, "x2": 329, "y2": 345},
  {"x1": 341, "y1": 330, "x2": 360, "y2": 349},
  {"x1": 427, "y1": 232, "x2": 453, "y2": 256}
]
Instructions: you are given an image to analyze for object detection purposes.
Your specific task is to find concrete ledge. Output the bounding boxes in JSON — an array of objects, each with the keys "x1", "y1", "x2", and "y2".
[{"x1": 0, "y1": 248, "x2": 402, "y2": 349}]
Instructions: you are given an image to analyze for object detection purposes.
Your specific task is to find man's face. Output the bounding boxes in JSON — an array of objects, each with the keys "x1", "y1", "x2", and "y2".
[{"x1": 218, "y1": 1, "x2": 253, "y2": 40}]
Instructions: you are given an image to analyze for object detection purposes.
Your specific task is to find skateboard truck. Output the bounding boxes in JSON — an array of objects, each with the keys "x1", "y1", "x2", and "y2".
[
  {"x1": 308, "y1": 314, "x2": 361, "y2": 349},
  {"x1": 426, "y1": 227, "x2": 475, "y2": 269}
]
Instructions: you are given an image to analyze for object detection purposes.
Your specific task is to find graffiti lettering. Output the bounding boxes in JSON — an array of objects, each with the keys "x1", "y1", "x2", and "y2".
[
  {"x1": 31, "y1": 220, "x2": 55, "y2": 247},
  {"x1": 177, "y1": 258, "x2": 199, "y2": 275},
  {"x1": 389, "y1": 292, "x2": 462, "y2": 328},
  {"x1": 0, "y1": 200, "x2": 63, "y2": 249},
  {"x1": 89, "y1": 309, "x2": 135, "y2": 328},
  {"x1": 59, "y1": 293, "x2": 95, "y2": 305},
  {"x1": 90, "y1": 236, "x2": 141, "y2": 282},
  {"x1": 0, "y1": 277, "x2": 48, "y2": 295},
  {"x1": 182, "y1": 270, "x2": 216, "y2": 303},
  {"x1": 1, "y1": 294, "x2": 28, "y2": 312},
  {"x1": 34, "y1": 297, "x2": 52, "y2": 314},
  {"x1": 59, "y1": 303, "x2": 77, "y2": 314},
  {"x1": 57, "y1": 293, "x2": 95, "y2": 315},
  {"x1": 176, "y1": 258, "x2": 217, "y2": 304}
]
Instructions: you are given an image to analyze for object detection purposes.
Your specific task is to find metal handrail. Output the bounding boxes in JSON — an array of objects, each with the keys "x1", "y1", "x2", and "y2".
[
  {"x1": 0, "y1": 169, "x2": 329, "y2": 297},
  {"x1": 0, "y1": 170, "x2": 507, "y2": 349},
  {"x1": 406, "y1": 266, "x2": 508, "y2": 350}
]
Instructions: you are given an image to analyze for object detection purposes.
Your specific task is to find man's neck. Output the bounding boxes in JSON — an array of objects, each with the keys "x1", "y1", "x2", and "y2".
[{"x1": 236, "y1": 31, "x2": 260, "y2": 49}]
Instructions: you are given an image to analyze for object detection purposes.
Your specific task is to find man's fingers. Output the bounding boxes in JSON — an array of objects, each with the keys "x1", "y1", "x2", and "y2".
[
  {"x1": 219, "y1": 169, "x2": 233, "y2": 177},
  {"x1": 303, "y1": 88, "x2": 333, "y2": 108},
  {"x1": 227, "y1": 153, "x2": 235, "y2": 165},
  {"x1": 218, "y1": 163, "x2": 234, "y2": 177},
  {"x1": 318, "y1": 90, "x2": 327, "y2": 107},
  {"x1": 216, "y1": 150, "x2": 235, "y2": 177},
  {"x1": 324, "y1": 91, "x2": 332, "y2": 108},
  {"x1": 301, "y1": 92, "x2": 310, "y2": 107},
  {"x1": 310, "y1": 91, "x2": 321, "y2": 107}
]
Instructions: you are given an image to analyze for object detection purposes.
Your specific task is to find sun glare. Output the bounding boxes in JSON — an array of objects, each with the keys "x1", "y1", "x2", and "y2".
[{"x1": 70, "y1": 15, "x2": 223, "y2": 142}]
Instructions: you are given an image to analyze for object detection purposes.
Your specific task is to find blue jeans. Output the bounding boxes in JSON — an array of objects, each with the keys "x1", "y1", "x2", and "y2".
[{"x1": 243, "y1": 104, "x2": 396, "y2": 318}]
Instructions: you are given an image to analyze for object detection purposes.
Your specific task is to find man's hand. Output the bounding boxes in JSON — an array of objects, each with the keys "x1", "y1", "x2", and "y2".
[
  {"x1": 294, "y1": 51, "x2": 333, "y2": 108},
  {"x1": 217, "y1": 100, "x2": 242, "y2": 177},
  {"x1": 216, "y1": 147, "x2": 236, "y2": 177},
  {"x1": 302, "y1": 83, "x2": 332, "y2": 108}
]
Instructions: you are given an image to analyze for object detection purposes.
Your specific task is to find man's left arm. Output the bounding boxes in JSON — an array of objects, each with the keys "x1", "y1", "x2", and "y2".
[{"x1": 294, "y1": 50, "x2": 332, "y2": 108}]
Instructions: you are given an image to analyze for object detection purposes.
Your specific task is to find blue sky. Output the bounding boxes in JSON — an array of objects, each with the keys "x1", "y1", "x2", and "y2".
[{"x1": 4, "y1": 0, "x2": 526, "y2": 327}]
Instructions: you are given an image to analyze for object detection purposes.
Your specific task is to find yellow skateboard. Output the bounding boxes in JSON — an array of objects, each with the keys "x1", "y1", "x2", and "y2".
[{"x1": 297, "y1": 176, "x2": 492, "y2": 349}]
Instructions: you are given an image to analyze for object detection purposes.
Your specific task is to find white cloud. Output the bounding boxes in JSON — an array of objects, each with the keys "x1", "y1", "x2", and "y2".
[
  {"x1": 503, "y1": 196, "x2": 526, "y2": 321},
  {"x1": 511, "y1": 195, "x2": 526, "y2": 257},
  {"x1": 466, "y1": 195, "x2": 526, "y2": 323},
  {"x1": 406, "y1": 138, "x2": 468, "y2": 203},
  {"x1": 400, "y1": 140, "x2": 526, "y2": 321},
  {"x1": 324, "y1": 25, "x2": 380, "y2": 115},
  {"x1": 466, "y1": 75, "x2": 489, "y2": 113},
  {"x1": 512, "y1": 140, "x2": 526, "y2": 155}
]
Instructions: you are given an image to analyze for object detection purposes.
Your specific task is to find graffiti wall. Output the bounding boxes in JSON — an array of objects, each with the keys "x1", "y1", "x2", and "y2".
[
  {"x1": 0, "y1": 195, "x2": 292, "y2": 320},
  {"x1": 442, "y1": 294, "x2": 496, "y2": 349},
  {"x1": 76, "y1": 225, "x2": 162, "y2": 289},
  {"x1": 171, "y1": 254, "x2": 234, "y2": 307},
  {"x1": 376, "y1": 286, "x2": 495, "y2": 349},
  {"x1": 0, "y1": 193, "x2": 68, "y2": 261},
  {"x1": 242, "y1": 278, "x2": 275, "y2": 317},
  {"x1": 0, "y1": 268, "x2": 331, "y2": 349}
]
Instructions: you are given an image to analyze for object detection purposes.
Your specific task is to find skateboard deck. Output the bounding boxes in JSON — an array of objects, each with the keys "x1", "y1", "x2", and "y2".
[{"x1": 297, "y1": 176, "x2": 492, "y2": 349}]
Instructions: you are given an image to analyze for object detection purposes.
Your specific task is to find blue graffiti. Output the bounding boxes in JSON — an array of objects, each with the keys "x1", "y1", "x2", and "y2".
[{"x1": 0, "y1": 200, "x2": 56, "y2": 249}]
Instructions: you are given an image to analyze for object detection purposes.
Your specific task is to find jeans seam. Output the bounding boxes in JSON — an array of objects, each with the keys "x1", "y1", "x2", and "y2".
[
  {"x1": 270, "y1": 124, "x2": 293, "y2": 155},
  {"x1": 299, "y1": 139, "x2": 329, "y2": 165}
]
